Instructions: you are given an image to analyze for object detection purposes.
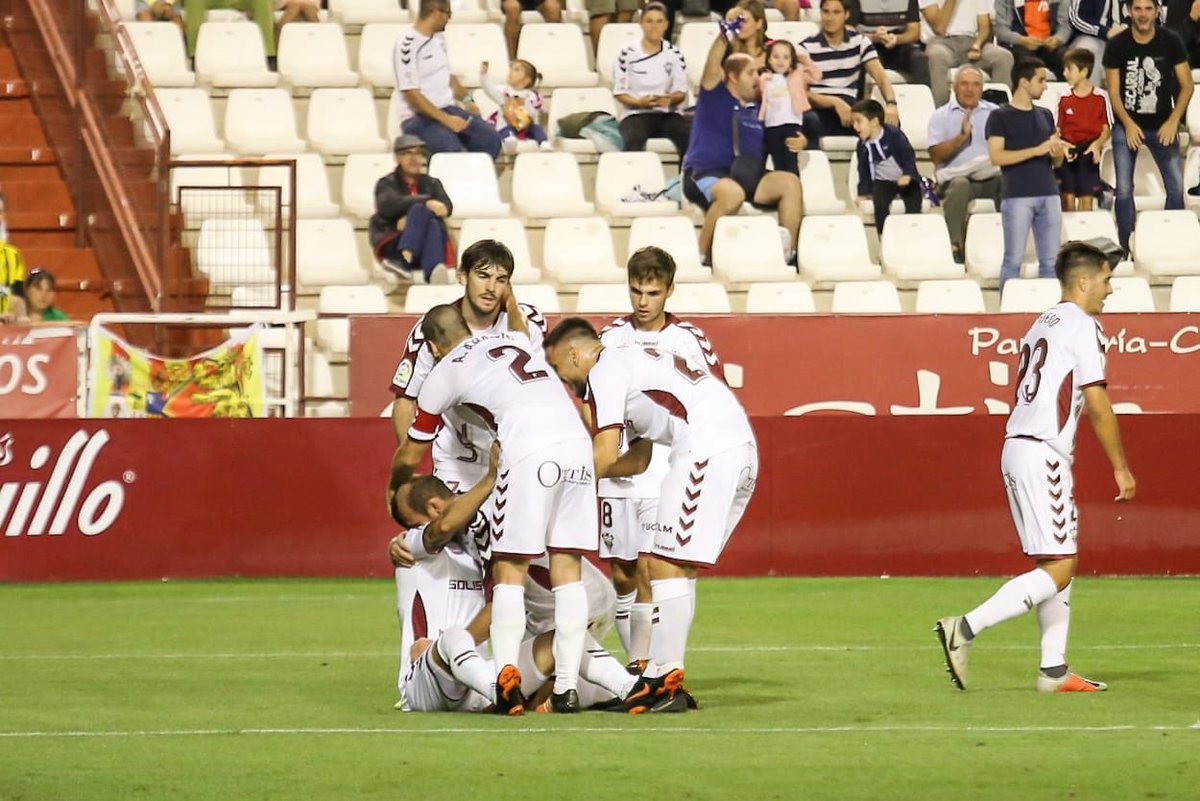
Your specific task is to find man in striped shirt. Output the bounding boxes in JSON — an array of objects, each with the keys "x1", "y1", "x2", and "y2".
[{"x1": 803, "y1": 0, "x2": 901, "y2": 139}]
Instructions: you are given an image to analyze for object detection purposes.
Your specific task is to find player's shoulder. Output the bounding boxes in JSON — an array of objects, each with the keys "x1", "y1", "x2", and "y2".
[
  {"x1": 515, "y1": 302, "x2": 548, "y2": 334},
  {"x1": 599, "y1": 315, "x2": 634, "y2": 341},
  {"x1": 668, "y1": 316, "x2": 716, "y2": 350}
]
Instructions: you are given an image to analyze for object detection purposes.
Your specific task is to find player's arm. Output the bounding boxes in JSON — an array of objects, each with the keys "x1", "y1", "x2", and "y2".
[
  {"x1": 424, "y1": 444, "x2": 501, "y2": 545},
  {"x1": 391, "y1": 396, "x2": 416, "y2": 445},
  {"x1": 387, "y1": 437, "x2": 430, "y2": 505},
  {"x1": 1083, "y1": 385, "x2": 1136, "y2": 502},
  {"x1": 593, "y1": 428, "x2": 653, "y2": 478}
]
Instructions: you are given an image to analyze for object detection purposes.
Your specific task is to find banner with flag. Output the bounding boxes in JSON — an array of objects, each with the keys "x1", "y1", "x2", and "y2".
[{"x1": 88, "y1": 327, "x2": 267, "y2": 418}]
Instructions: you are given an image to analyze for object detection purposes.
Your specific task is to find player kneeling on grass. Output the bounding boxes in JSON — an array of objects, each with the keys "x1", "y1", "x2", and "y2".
[{"x1": 935, "y1": 241, "x2": 1136, "y2": 693}]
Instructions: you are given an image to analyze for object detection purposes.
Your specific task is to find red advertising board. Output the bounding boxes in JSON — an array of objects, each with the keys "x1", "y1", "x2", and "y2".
[
  {"x1": 0, "y1": 327, "x2": 78, "y2": 418},
  {"x1": 348, "y1": 313, "x2": 1200, "y2": 418}
]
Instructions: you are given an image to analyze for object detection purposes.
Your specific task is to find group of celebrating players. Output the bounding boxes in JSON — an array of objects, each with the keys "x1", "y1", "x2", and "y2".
[{"x1": 382, "y1": 236, "x2": 1135, "y2": 716}]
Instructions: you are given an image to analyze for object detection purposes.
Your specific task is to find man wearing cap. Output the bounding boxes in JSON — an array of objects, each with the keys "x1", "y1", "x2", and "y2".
[{"x1": 370, "y1": 135, "x2": 455, "y2": 283}]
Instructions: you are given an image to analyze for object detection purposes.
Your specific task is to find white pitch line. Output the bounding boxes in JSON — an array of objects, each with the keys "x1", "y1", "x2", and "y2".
[{"x1": 0, "y1": 724, "x2": 1197, "y2": 739}]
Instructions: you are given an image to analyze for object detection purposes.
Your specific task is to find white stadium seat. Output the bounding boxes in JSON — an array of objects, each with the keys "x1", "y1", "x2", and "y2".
[
  {"x1": 277, "y1": 23, "x2": 358, "y2": 90},
  {"x1": 224, "y1": 88, "x2": 307, "y2": 154},
  {"x1": 626, "y1": 217, "x2": 709, "y2": 282},
  {"x1": 157, "y1": 89, "x2": 226, "y2": 156},
  {"x1": 403, "y1": 284, "x2": 464, "y2": 313},
  {"x1": 306, "y1": 88, "x2": 388, "y2": 156},
  {"x1": 594, "y1": 152, "x2": 678, "y2": 217},
  {"x1": 595, "y1": 23, "x2": 641, "y2": 86},
  {"x1": 914, "y1": 279, "x2": 986, "y2": 313},
  {"x1": 797, "y1": 215, "x2": 882, "y2": 282},
  {"x1": 1104, "y1": 277, "x2": 1156, "y2": 312},
  {"x1": 442, "y1": 24, "x2": 510, "y2": 89},
  {"x1": 1000, "y1": 278, "x2": 1061, "y2": 313},
  {"x1": 830, "y1": 280, "x2": 902, "y2": 313},
  {"x1": 256, "y1": 153, "x2": 340, "y2": 219},
  {"x1": 1033, "y1": 82, "x2": 1068, "y2": 123},
  {"x1": 516, "y1": 23, "x2": 598, "y2": 88},
  {"x1": 295, "y1": 218, "x2": 370, "y2": 287},
  {"x1": 194, "y1": 21, "x2": 279, "y2": 89},
  {"x1": 1186, "y1": 147, "x2": 1200, "y2": 209},
  {"x1": 744, "y1": 281, "x2": 816, "y2": 313},
  {"x1": 451, "y1": 0, "x2": 491, "y2": 24},
  {"x1": 542, "y1": 218, "x2": 624, "y2": 284},
  {"x1": 764, "y1": 20, "x2": 820, "y2": 45},
  {"x1": 1132, "y1": 210, "x2": 1200, "y2": 276},
  {"x1": 880, "y1": 214, "x2": 965, "y2": 281},
  {"x1": 327, "y1": 0, "x2": 410, "y2": 24},
  {"x1": 315, "y1": 284, "x2": 389, "y2": 355},
  {"x1": 170, "y1": 160, "x2": 253, "y2": 227},
  {"x1": 512, "y1": 283, "x2": 561, "y2": 313},
  {"x1": 457, "y1": 218, "x2": 542, "y2": 283},
  {"x1": 358, "y1": 23, "x2": 407, "y2": 89},
  {"x1": 883, "y1": 83, "x2": 936, "y2": 150},
  {"x1": 965, "y1": 212, "x2": 1037, "y2": 280},
  {"x1": 677, "y1": 23, "x2": 719, "y2": 89},
  {"x1": 666, "y1": 282, "x2": 732, "y2": 313},
  {"x1": 1169, "y1": 276, "x2": 1200, "y2": 311},
  {"x1": 340, "y1": 152, "x2": 395, "y2": 221},
  {"x1": 428, "y1": 153, "x2": 511, "y2": 218},
  {"x1": 1060, "y1": 210, "x2": 1133, "y2": 274},
  {"x1": 574, "y1": 283, "x2": 632, "y2": 313},
  {"x1": 196, "y1": 218, "x2": 275, "y2": 285},
  {"x1": 546, "y1": 87, "x2": 619, "y2": 153},
  {"x1": 1100, "y1": 146, "x2": 1167, "y2": 211},
  {"x1": 123, "y1": 22, "x2": 196, "y2": 87},
  {"x1": 512, "y1": 153, "x2": 595, "y2": 218},
  {"x1": 712, "y1": 216, "x2": 794, "y2": 283},
  {"x1": 796, "y1": 151, "x2": 846, "y2": 216}
]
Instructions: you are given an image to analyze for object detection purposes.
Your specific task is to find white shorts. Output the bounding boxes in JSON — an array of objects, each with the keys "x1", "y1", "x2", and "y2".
[
  {"x1": 522, "y1": 555, "x2": 617, "y2": 641},
  {"x1": 1001, "y1": 438, "x2": 1078, "y2": 558},
  {"x1": 651, "y1": 443, "x2": 758, "y2": 567},
  {"x1": 490, "y1": 441, "x2": 598, "y2": 558},
  {"x1": 599, "y1": 496, "x2": 659, "y2": 562},
  {"x1": 400, "y1": 636, "x2": 542, "y2": 713}
]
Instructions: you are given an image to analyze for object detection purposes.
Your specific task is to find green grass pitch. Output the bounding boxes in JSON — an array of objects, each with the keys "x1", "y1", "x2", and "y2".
[{"x1": 1, "y1": 577, "x2": 1197, "y2": 800}]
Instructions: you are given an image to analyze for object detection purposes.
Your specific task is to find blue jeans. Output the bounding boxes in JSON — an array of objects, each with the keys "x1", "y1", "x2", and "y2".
[
  {"x1": 1110, "y1": 122, "x2": 1184, "y2": 251},
  {"x1": 380, "y1": 204, "x2": 448, "y2": 281},
  {"x1": 402, "y1": 106, "x2": 502, "y2": 159},
  {"x1": 999, "y1": 195, "x2": 1061, "y2": 292}
]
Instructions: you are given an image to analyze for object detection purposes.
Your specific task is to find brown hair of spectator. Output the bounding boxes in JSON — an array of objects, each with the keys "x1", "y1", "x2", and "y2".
[
  {"x1": 1061, "y1": 48, "x2": 1095, "y2": 76},
  {"x1": 735, "y1": 0, "x2": 769, "y2": 53},
  {"x1": 820, "y1": 0, "x2": 850, "y2": 11},
  {"x1": 627, "y1": 246, "x2": 677, "y2": 287},
  {"x1": 418, "y1": 0, "x2": 450, "y2": 20},
  {"x1": 512, "y1": 59, "x2": 542, "y2": 89},
  {"x1": 766, "y1": 39, "x2": 800, "y2": 72},
  {"x1": 851, "y1": 98, "x2": 884, "y2": 124}
]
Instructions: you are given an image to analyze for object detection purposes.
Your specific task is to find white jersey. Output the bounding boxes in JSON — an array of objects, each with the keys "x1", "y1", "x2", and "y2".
[
  {"x1": 523, "y1": 556, "x2": 616, "y2": 638},
  {"x1": 391, "y1": 301, "x2": 547, "y2": 490},
  {"x1": 393, "y1": 28, "x2": 455, "y2": 125},
  {"x1": 598, "y1": 315, "x2": 725, "y2": 498},
  {"x1": 1006, "y1": 301, "x2": 1107, "y2": 461},
  {"x1": 762, "y1": 72, "x2": 806, "y2": 128},
  {"x1": 409, "y1": 332, "x2": 590, "y2": 464},
  {"x1": 612, "y1": 41, "x2": 688, "y2": 120},
  {"x1": 587, "y1": 344, "x2": 755, "y2": 464}
]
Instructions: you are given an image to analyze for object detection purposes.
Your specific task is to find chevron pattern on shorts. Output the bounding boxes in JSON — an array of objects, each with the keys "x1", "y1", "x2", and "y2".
[
  {"x1": 676, "y1": 459, "x2": 709, "y2": 547},
  {"x1": 491, "y1": 468, "x2": 510, "y2": 538},
  {"x1": 1046, "y1": 459, "x2": 1068, "y2": 543}
]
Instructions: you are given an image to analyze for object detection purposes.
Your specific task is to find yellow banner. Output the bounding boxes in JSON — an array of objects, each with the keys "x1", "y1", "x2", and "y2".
[{"x1": 88, "y1": 327, "x2": 267, "y2": 418}]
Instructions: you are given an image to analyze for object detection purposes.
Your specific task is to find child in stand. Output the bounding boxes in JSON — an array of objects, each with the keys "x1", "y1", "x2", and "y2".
[
  {"x1": 1056, "y1": 48, "x2": 1111, "y2": 212},
  {"x1": 479, "y1": 59, "x2": 549, "y2": 154},
  {"x1": 758, "y1": 39, "x2": 821, "y2": 174},
  {"x1": 852, "y1": 98, "x2": 922, "y2": 235}
]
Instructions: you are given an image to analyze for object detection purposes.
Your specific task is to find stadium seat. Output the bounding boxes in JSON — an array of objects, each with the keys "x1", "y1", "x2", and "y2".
[
  {"x1": 744, "y1": 281, "x2": 816, "y2": 313},
  {"x1": 880, "y1": 215, "x2": 965, "y2": 281},
  {"x1": 450, "y1": 0, "x2": 491, "y2": 24},
  {"x1": 517, "y1": 24, "x2": 598, "y2": 88},
  {"x1": 194, "y1": 21, "x2": 279, "y2": 88},
  {"x1": 157, "y1": 88, "x2": 225, "y2": 154},
  {"x1": 358, "y1": 23, "x2": 406, "y2": 90},
  {"x1": 403, "y1": 284, "x2": 464, "y2": 313},
  {"x1": 306, "y1": 88, "x2": 389, "y2": 156},
  {"x1": 594, "y1": 152, "x2": 678, "y2": 217},
  {"x1": 595, "y1": 23, "x2": 642, "y2": 86},
  {"x1": 764, "y1": 20, "x2": 820, "y2": 45},
  {"x1": 256, "y1": 153, "x2": 340, "y2": 218},
  {"x1": 1100, "y1": 146, "x2": 1167, "y2": 211},
  {"x1": 224, "y1": 89, "x2": 307, "y2": 154},
  {"x1": 666, "y1": 282, "x2": 732, "y2": 313},
  {"x1": 170, "y1": 160, "x2": 253, "y2": 226},
  {"x1": 1105, "y1": 277, "x2": 1156, "y2": 312},
  {"x1": 295, "y1": 218, "x2": 370, "y2": 287},
  {"x1": 1132, "y1": 210, "x2": 1200, "y2": 276},
  {"x1": 542, "y1": 217, "x2": 624, "y2": 283},
  {"x1": 678, "y1": 22, "x2": 719, "y2": 89},
  {"x1": 315, "y1": 284, "x2": 389, "y2": 355},
  {"x1": 428, "y1": 153, "x2": 511, "y2": 217},
  {"x1": 914, "y1": 279, "x2": 986, "y2": 313},
  {"x1": 277, "y1": 22, "x2": 358, "y2": 90},
  {"x1": 712, "y1": 216, "x2": 795, "y2": 284},
  {"x1": 626, "y1": 217, "x2": 709, "y2": 282},
  {"x1": 999, "y1": 278, "x2": 1061, "y2": 313},
  {"x1": 1060, "y1": 210, "x2": 1133, "y2": 274},
  {"x1": 123, "y1": 22, "x2": 196, "y2": 87},
  {"x1": 457, "y1": 218, "x2": 542, "y2": 283},
  {"x1": 511, "y1": 153, "x2": 595, "y2": 218},
  {"x1": 796, "y1": 151, "x2": 845, "y2": 215},
  {"x1": 1187, "y1": 91, "x2": 1200, "y2": 142},
  {"x1": 1033, "y1": 82, "x2": 1068, "y2": 123},
  {"x1": 340, "y1": 152, "x2": 395, "y2": 221},
  {"x1": 1186, "y1": 147, "x2": 1200, "y2": 209},
  {"x1": 546, "y1": 87, "x2": 619, "y2": 153},
  {"x1": 196, "y1": 218, "x2": 275, "y2": 285},
  {"x1": 881, "y1": 83, "x2": 935, "y2": 150},
  {"x1": 797, "y1": 215, "x2": 882, "y2": 282},
  {"x1": 1169, "y1": 276, "x2": 1200, "y2": 311},
  {"x1": 965, "y1": 212, "x2": 1036, "y2": 280},
  {"x1": 512, "y1": 283, "x2": 561, "y2": 313},
  {"x1": 327, "y1": 0, "x2": 409, "y2": 23},
  {"x1": 443, "y1": 24, "x2": 510, "y2": 89},
  {"x1": 574, "y1": 283, "x2": 633, "y2": 313},
  {"x1": 830, "y1": 279, "x2": 902, "y2": 312}
]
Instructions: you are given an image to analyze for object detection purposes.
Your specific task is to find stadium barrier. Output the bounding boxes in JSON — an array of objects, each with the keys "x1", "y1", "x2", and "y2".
[{"x1": 1, "y1": 415, "x2": 1195, "y2": 582}]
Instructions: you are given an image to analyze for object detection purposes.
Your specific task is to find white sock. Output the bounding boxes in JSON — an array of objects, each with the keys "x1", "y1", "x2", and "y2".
[
  {"x1": 630, "y1": 602, "x2": 653, "y2": 662},
  {"x1": 614, "y1": 590, "x2": 636, "y2": 659},
  {"x1": 647, "y1": 577, "x2": 694, "y2": 678},
  {"x1": 581, "y1": 634, "x2": 638, "y2": 699},
  {"x1": 552, "y1": 581, "x2": 588, "y2": 694},
  {"x1": 964, "y1": 568, "x2": 1058, "y2": 637},
  {"x1": 1038, "y1": 581, "x2": 1073, "y2": 671},
  {"x1": 436, "y1": 627, "x2": 495, "y2": 702},
  {"x1": 489, "y1": 583, "x2": 526, "y2": 672}
]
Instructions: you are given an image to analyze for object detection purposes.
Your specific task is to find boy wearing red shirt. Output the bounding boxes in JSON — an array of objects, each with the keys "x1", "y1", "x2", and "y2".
[{"x1": 1057, "y1": 48, "x2": 1112, "y2": 211}]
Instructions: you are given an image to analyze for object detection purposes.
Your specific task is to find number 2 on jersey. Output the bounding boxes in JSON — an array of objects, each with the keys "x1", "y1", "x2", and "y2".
[
  {"x1": 644, "y1": 347, "x2": 706, "y2": 384},
  {"x1": 487, "y1": 345, "x2": 549, "y2": 384},
  {"x1": 1015, "y1": 338, "x2": 1049, "y2": 403}
]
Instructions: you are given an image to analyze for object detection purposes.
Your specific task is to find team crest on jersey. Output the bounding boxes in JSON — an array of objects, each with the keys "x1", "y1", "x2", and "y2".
[
  {"x1": 394, "y1": 359, "x2": 414, "y2": 388},
  {"x1": 601, "y1": 530, "x2": 614, "y2": 549}
]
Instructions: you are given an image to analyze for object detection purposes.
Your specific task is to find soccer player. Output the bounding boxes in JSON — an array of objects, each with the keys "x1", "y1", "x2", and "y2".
[
  {"x1": 544, "y1": 319, "x2": 759, "y2": 713},
  {"x1": 935, "y1": 241, "x2": 1136, "y2": 693},
  {"x1": 388, "y1": 239, "x2": 547, "y2": 493},
  {"x1": 389, "y1": 305, "x2": 597, "y2": 715},
  {"x1": 597, "y1": 246, "x2": 726, "y2": 672}
]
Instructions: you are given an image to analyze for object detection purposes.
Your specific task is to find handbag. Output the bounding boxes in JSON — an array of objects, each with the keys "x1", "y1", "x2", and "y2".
[{"x1": 729, "y1": 109, "x2": 765, "y2": 200}]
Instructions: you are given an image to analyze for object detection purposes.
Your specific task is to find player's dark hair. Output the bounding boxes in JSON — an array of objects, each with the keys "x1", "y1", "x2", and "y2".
[
  {"x1": 1012, "y1": 58, "x2": 1044, "y2": 90},
  {"x1": 544, "y1": 317, "x2": 601, "y2": 350},
  {"x1": 627, "y1": 246, "x2": 676, "y2": 286},
  {"x1": 459, "y1": 239, "x2": 515, "y2": 278},
  {"x1": 421, "y1": 304, "x2": 471, "y2": 348},
  {"x1": 1061, "y1": 48, "x2": 1094, "y2": 75},
  {"x1": 389, "y1": 475, "x2": 452, "y2": 527},
  {"x1": 851, "y1": 98, "x2": 884, "y2": 124},
  {"x1": 418, "y1": 0, "x2": 450, "y2": 19},
  {"x1": 1055, "y1": 241, "x2": 1108, "y2": 285}
]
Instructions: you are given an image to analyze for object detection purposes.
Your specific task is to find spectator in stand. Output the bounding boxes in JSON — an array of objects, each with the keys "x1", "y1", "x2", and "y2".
[
  {"x1": 921, "y1": 0, "x2": 1014, "y2": 107},
  {"x1": 394, "y1": 0, "x2": 502, "y2": 159},
  {"x1": 710, "y1": 0, "x2": 804, "y2": 21},
  {"x1": 275, "y1": 0, "x2": 320, "y2": 34},
  {"x1": 613, "y1": 3, "x2": 691, "y2": 155},
  {"x1": 13, "y1": 269, "x2": 69, "y2": 324},
  {"x1": 136, "y1": 1, "x2": 185, "y2": 31},
  {"x1": 759, "y1": 40, "x2": 821, "y2": 170},
  {"x1": 0, "y1": 193, "x2": 25, "y2": 322},
  {"x1": 1066, "y1": 0, "x2": 1124, "y2": 84},
  {"x1": 588, "y1": 0, "x2": 638, "y2": 52},
  {"x1": 1165, "y1": 0, "x2": 1200, "y2": 67},
  {"x1": 184, "y1": 0, "x2": 277, "y2": 58},
  {"x1": 1104, "y1": 0, "x2": 1192, "y2": 251},
  {"x1": 802, "y1": 0, "x2": 901, "y2": 139},
  {"x1": 927, "y1": 65, "x2": 1001, "y2": 262},
  {"x1": 1056, "y1": 48, "x2": 1112, "y2": 212},
  {"x1": 853, "y1": 98, "x2": 923, "y2": 235},
  {"x1": 854, "y1": 0, "x2": 932, "y2": 85},
  {"x1": 479, "y1": 59, "x2": 549, "y2": 153},
  {"x1": 502, "y1": 0, "x2": 561, "y2": 60},
  {"x1": 994, "y1": 0, "x2": 1071, "y2": 76},
  {"x1": 724, "y1": 0, "x2": 771, "y2": 71},
  {"x1": 370, "y1": 135, "x2": 454, "y2": 284}
]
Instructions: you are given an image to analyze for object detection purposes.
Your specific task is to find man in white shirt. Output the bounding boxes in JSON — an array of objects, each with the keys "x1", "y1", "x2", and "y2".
[
  {"x1": 921, "y1": 0, "x2": 1014, "y2": 105},
  {"x1": 394, "y1": 0, "x2": 502, "y2": 158},
  {"x1": 935, "y1": 241, "x2": 1136, "y2": 694}
]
